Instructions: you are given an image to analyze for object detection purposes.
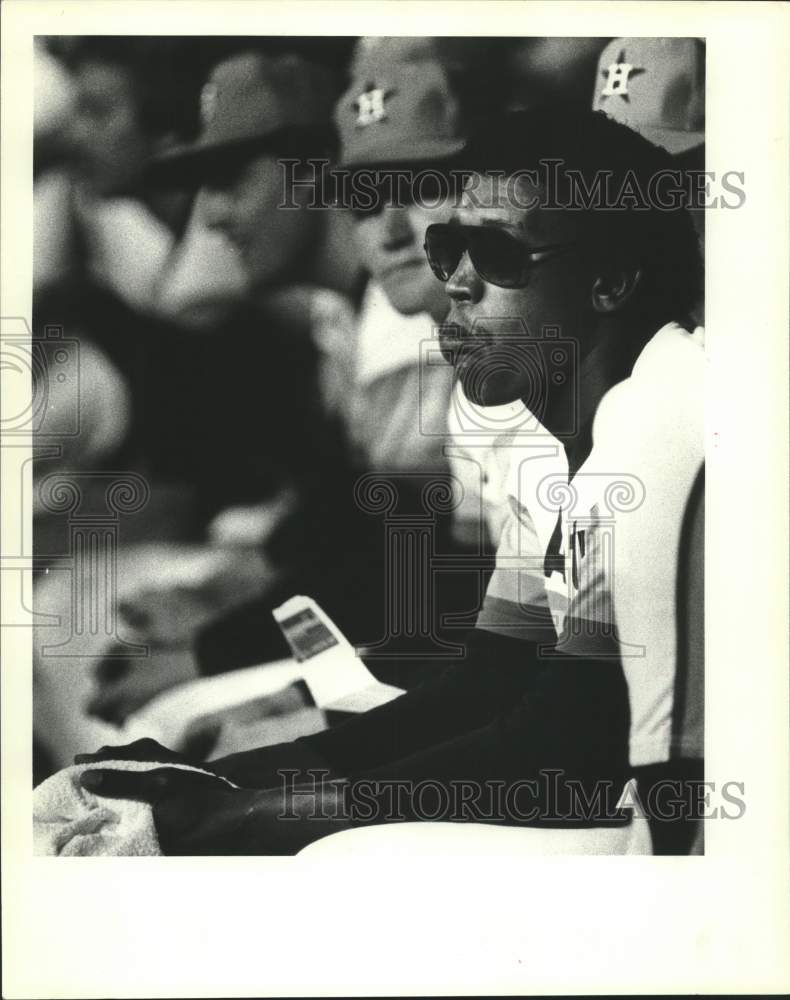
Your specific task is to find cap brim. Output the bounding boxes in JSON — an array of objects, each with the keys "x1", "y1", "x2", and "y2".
[
  {"x1": 142, "y1": 138, "x2": 259, "y2": 190},
  {"x1": 143, "y1": 125, "x2": 337, "y2": 190},
  {"x1": 340, "y1": 135, "x2": 467, "y2": 170},
  {"x1": 634, "y1": 124, "x2": 705, "y2": 156}
]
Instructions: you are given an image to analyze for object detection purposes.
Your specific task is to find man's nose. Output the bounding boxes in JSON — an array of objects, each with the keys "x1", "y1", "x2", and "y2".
[
  {"x1": 446, "y1": 251, "x2": 484, "y2": 303},
  {"x1": 200, "y1": 185, "x2": 234, "y2": 232}
]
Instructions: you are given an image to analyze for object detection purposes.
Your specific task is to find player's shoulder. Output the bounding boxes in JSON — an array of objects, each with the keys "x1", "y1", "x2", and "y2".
[
  {"x1": 593, "y1": 321, "x2": 704, "y2": 463},
  {"x1": 582, "y1": 322, "x2": 704, "y2": 529}
]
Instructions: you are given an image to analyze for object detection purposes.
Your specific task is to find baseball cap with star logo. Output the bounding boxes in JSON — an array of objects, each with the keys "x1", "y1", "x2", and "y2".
[
  {"x1": 145, "y1": 50, "x2": 338, "y2": 187},
  {"x1": 335, "y1": 37, "x2": 473, "y2": 168},
  {"x1": 592, "y1": 38, "x2": 704, "y2": 155}
]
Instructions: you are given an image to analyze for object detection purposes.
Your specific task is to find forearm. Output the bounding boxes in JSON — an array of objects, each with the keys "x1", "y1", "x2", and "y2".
[
  {"x1": 343, "y1": 657, "x2": 631, "y2": 828},
  {"x1": 234, "y1": 653, "x2": 630, "y2": 848},
  {"x1": 296, "y1": 627, "x2": 545, "y2": 776},
  {"x1": 209, "y1": 628, "x2": 542, "y2": 788},
  {"x1": 208, "y1": 736, "x2": 337, "y2": 789},
  {"x1": 234, "y1": 779, "x2": 354, "y2": 855}
]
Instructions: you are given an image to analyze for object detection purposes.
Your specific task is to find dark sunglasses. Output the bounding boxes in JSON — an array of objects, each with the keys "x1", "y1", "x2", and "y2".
[{"x1": 424, "y1": 223, "x2": 576, "y2": 289}]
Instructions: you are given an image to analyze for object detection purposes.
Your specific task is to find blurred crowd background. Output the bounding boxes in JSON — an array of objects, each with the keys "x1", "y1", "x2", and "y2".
[
  {"x1": 33, "y1": 36, "x2": 608, "y2": 519},
  {"x1": 31, "y1": 35, "x2": 704, "y2": 783}
]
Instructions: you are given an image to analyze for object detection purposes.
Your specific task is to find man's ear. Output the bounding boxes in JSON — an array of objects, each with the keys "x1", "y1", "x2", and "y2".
[{"x1": 591, "y1": 267, "x2": 642, "y2": 314}]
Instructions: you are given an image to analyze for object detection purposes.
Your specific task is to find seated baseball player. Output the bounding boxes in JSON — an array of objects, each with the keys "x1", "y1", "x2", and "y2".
[{"x1": 78, "y1": 106, "x2": 704, "y2": 855}]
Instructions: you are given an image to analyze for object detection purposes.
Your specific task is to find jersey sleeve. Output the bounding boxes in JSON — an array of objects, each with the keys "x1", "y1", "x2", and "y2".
[{"x1": 475, "y1": 495, "x2": 563, "y2": 646}]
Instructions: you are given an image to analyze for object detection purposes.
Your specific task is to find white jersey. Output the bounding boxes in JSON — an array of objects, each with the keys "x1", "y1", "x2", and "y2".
[{"x1": 477, "y1": 322, "x2": 705, "y2": 766}]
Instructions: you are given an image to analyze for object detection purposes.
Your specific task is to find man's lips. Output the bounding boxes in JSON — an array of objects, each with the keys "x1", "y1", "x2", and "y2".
[
  {"x1": 438, "y1": 325, "x2": 466, "y2": 352},
  {"x1": 440, "y1": 307, "x2": 473, "y2": 348},
  {"x1": 439, "y1": 322, "x2": 476, "y2": 367}
]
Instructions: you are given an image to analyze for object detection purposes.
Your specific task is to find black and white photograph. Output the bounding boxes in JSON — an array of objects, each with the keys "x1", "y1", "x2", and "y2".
[{"x1": 2, "y1": 1, "x2": 788, "y2": 997}]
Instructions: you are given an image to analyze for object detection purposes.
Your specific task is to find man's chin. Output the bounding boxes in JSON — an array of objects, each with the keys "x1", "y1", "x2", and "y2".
[
  {"x1": 458, "y1": 366, "x2": 523, "y2": 408},
  {"x1": 438, "y1": 340, "x2": 459, "y2": 368}
]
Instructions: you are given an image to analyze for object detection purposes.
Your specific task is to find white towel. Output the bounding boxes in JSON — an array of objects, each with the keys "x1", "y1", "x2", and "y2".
[{"x1": 33, "y1": 760, "x2": 233, "y2": 857}]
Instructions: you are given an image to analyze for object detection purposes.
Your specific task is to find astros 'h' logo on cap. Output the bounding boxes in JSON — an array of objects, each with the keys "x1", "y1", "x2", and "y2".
[
  {"x1": 600, "y1": 49, "x2": 645, "y2": 101},
  {"x1": 353, "y1": 82, "x2": 397, "y2": 127}
]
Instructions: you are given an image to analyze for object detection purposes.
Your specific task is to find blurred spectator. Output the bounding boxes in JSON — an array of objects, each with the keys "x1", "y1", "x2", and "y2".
[
  {"x1": 144, "y1": 47, "x2": 357, "y2": 510},
  {"x1": 35, "y1": 36, "x2": 248, "y2": 323},
  {"x1": 332, "y1": 37, "x2": 467, "y2": 472},
  {"x1": 32, "y1": 40, "x2": 347, "y2": 519},
  {"x1": 70, "y1": 47, "x2": 357, "y2": 728}
]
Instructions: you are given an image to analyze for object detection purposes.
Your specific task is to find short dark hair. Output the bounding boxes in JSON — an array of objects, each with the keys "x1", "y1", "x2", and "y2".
[{"x1": 460, "y1": 107, "x2": 704, "y2": 325}]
